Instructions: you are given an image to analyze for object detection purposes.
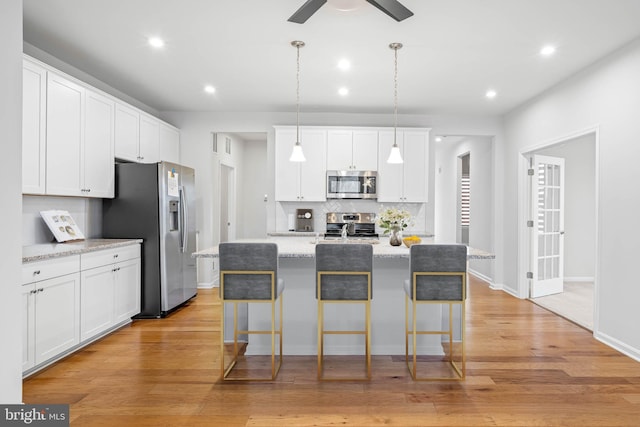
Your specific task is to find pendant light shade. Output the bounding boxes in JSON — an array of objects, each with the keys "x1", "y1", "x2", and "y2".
[
  {"x1": 387, "y1": 42, "x2": 404, "y2": 164},
  {"x1": 290, "y1": 40, "x2": 306, "y2": 162}
]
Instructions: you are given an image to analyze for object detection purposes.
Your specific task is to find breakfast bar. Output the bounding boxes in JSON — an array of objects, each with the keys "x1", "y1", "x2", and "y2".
[{"x1": 194, "y1": 236, "x2": 494, "y2": 356}]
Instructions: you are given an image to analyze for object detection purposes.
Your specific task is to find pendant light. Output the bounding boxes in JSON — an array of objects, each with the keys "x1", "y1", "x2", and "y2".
[
  {"x1": 290, "y1": 40, "x2": 306, "y2": 162},
  {"x1": 387, "y1": 42, "x2": 404, "y2": 164}
]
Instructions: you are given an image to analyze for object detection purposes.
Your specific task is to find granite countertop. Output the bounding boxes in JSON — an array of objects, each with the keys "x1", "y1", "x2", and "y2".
[
  {"x1": 193, "y1": 236, "x2": 494, "y2": 260},
  {"x1": 23, "y1": 238, "x2": 143, "y2": 263}
]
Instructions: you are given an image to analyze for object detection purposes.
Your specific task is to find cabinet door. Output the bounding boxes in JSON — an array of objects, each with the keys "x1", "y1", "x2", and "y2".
[
  {"x1": 114, "y1": 258, "x2": 141, "y2": 323},
  {"x1": 139, "y1": 114, "x2": 160, "y2": 163},
  {"x1": 46, "y1": 72, "x2": 84, "y2": 197},
  {"x1": 326, "y1": 130, "x2": 353, "y2": 170},
  {"x1": 84, "y1": 90, "x2": 115, "y2": 198},
  {"x1": 377, "y1": 130, "x2": 404, "y2": 202},
  {"x1": 22, "y1": 60, "x2": 47, "y2": 195},
  {"x1": 274, "y1": 128, "x2": 301, "y2": 201},
  {"x1": 402, "y1": 131, "x2": 429, "y2": 202},
  {"x1": 159, "y1": 123, "x2": 180, "y2": 163},
  {"x1": 22, "y1": 284, "x2": 36, "y2": 371},
  {"x1": 352, "y1": 130, "x2": 378, "y2": 171},
  {"x1": 34, "y1": 272, "x2": 80, "y2": 365},
  {"x1": 299, "y1": 129, "x2": 327, "y2": 201},
  {"x1": 80, "y1": 265, "x2": 114, "y2": 341},
  {"x1": 114, "y1": 103, "x2": 140, "y2": 162}
]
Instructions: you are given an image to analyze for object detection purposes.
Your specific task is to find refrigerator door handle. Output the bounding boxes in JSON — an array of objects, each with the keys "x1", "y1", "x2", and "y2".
[{"x1": 179, "y1": 185, "x2": 188, "y2": 252}]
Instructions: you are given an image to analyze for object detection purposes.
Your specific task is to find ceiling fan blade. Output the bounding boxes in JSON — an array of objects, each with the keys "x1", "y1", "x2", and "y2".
[
  {"x1": 366, "y1": 0, "x2": 414, "y2": 22},
  {"x1": 288, "y1": 0, "x2": 328, "y2": 24}
]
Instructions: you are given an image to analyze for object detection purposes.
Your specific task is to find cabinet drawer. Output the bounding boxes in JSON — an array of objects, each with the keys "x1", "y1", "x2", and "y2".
[
  {"x1": 81, "y1": 244, "x2": 140, "y2": 271},
  {"x1": 22, "y1": 255, "x2": 80, "y2": 284}
]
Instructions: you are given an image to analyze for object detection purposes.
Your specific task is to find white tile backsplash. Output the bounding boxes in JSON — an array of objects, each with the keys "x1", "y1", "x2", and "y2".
[{"x1": 275, "y1": 200, "x2": 428, "y2": 235}]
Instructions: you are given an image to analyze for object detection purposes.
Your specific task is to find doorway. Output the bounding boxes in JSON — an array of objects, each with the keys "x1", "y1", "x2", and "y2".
[
  {"x1": 219, "y1": 163, "x2": 236, "y2": 243},
  {"x1": 519, "y1": 130, "x2": 598, "y2": 330}
]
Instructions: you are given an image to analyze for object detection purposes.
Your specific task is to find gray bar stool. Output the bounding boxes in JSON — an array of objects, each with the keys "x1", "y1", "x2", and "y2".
[
  {"x1": 219, "y1": 242, "x2": 283, "y2": 381},
  {"x1": 405, "y1": 244, "x2": 467, "y2": 380},
  {"x1": 315, "y1": 243, "x2": 373, "y2": 380}
]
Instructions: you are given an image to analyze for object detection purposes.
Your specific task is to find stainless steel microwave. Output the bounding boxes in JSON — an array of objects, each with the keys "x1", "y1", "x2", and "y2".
[{"x1": 326, "y1": 170, "x2": 377, "y2": 199}]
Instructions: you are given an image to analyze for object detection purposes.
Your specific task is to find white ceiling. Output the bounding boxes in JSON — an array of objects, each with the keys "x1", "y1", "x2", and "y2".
[{"x1": 22, "y1": 0, "x2": 640, "y2": 116}]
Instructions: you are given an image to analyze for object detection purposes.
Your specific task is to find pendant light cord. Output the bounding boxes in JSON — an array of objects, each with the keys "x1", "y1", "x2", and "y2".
[
  {"x1": 296, "y1": 43, "x2": 300, "y2": 143},
  {"x1": 394, "y1": 45, "x2": 398, "y2": 138}
]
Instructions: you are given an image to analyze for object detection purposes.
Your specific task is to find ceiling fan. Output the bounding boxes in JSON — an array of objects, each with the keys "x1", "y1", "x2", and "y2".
[{"x1": 288, "y1": 0, "x2": 414, "y2": 24}]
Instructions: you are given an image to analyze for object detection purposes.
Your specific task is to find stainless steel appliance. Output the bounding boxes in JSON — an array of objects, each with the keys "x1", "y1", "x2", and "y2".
[
  {"x1": 326, "y1": 170, "x2": 377, "y2": 199},
  {"x1": 102, "y1": 161, "x2": 197, "y2": 318},
  {"x1": 324, "y1": 212, "x2": 378, "y2": 239},
  {"x1": 295, "y1": 208, "x2": 314, "y2": 232}
]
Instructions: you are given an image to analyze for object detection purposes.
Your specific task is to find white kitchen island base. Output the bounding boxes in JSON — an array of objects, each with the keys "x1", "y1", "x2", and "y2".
[
  {"x1": 243, "y1": 256, "x2": 445, "y2": 356},
  {"x1": 195, "y1": 236, "x2": 493, "y2": 356}
]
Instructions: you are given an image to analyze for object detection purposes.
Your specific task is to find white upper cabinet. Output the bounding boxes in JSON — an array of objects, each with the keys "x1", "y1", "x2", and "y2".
[
  {"x1": 45, "y1": 72, "x2": 115, "y2": 198},
  {"x1": 83, "y1": 90, "x2": 115, "y2": 198},
  {"x1": 22, "y1": 55, "x2": 179, "y2": 198},
  {"x1": 327, "y1": 129, "x2": 378, "y2": 171},
  {"x1": 114, "y1": 103, "x2": 140, "y2": 162},
  {"x1": 274, "y1": 127, "x2": 327, "y2": 202},
  {"x1": 45, "y1": 72, "x2": 84, "y2": 196},
  {"x1": 377, "y1": 129, "x2": 430, "y2": 203},
  {"x1": 22, "y1": 59, "x2": 47, "y2": 195},
  {"x1": 115, "y1": 104, "x2": 161, "y2": 164},
  {"x1": 139, "y1": 114, "x2": 160, "y2": 164},
  {"x1": 159, "y1": 123, "x2": 180, "y2": 164}
]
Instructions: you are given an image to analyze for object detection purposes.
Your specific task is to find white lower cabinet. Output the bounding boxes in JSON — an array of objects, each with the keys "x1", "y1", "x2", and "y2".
[
  {"x1": 80, "y1": 245, "x2": 141, "y2": 341},
  {"x1": 22, "y1": 244, "x2": 141, "y2": 375},
  {"x1": 80, "y1": 264, "x2": 115, "y2": 341},
  {"x1": 22, "y1": 256, "x2": 81, "y2": 372}
]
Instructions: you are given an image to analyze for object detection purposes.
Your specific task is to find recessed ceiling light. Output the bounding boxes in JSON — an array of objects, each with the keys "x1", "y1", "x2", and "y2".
[
  {"x1": 204, "y1": 85, "x2": 216, "y2": 94},
  {"x1": 540, "y1": 45, "x2": 556, "y2": 57},
  {"x1": 148, "y1": 37, "x2": 165, "y2": 48},
  {"x1": 435, "y1": 136, "x2": 443, "y2": 142},
  {"x1": 338, "y1": 87, "x2": 349, "y2": 96},
  {"x1": 485, "y1": 89, "x2": 497, "y2": 99},
  {"x1": 337, "y1": 59, "x2": 351, "y2": 71}
]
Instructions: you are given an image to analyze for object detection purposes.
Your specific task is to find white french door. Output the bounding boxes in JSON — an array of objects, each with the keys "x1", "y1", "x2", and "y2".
[{"x1": 531, "y1": 155, "x2": 565, "y2": 298}]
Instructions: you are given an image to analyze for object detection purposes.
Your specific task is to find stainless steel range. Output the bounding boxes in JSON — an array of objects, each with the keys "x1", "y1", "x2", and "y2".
[{"x1": 324, "y1": 212, "x2": 378, "y2": 239}]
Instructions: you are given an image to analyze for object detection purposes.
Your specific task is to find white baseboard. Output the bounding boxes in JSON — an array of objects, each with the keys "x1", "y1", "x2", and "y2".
[
  {"x1": 594, "y1": 330, "x2": 640, "y2": 363},
  {"x1": 564, "y1": 277, "x2": 595, "y2": 283},
  {"x1": 469, "y1": 269, "x2": 493, "y2": 286},
  {"x1": 197, "y1": 281, "x2": 216, "y2": 289}
]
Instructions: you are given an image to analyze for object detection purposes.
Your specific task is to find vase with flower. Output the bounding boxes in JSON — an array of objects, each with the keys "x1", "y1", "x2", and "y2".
[{"x1": 377, "y1": 207, "x2": 413, "y2": 246}]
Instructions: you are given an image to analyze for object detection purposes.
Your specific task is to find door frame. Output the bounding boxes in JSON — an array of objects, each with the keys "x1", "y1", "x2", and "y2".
[
  {"x1": 517, "y1": 126, "x2": 601, "y2": 330},
  {"x1": 219, "y1": 160, "x2": 236, "y2": 243}
]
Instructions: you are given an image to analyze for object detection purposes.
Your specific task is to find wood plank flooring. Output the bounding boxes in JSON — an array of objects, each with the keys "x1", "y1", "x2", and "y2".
[{"x1": 23, "y1": 275, "x2": 640, "y2": 426}]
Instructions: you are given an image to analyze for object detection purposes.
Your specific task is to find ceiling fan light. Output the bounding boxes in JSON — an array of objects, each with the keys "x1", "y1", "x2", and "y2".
[
  {"x1": 387, "y1": 144, "x2": 403, "y2": 164},
  {"x1": 289, "y1": 142, "x2": 306, "y2": 162}
]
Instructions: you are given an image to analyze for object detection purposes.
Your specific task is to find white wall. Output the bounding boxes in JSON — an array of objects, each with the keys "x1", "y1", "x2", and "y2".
[
  {"x1": 1, "y1": 0, "x2": 24, "y2": 403},
  {"x1": 162, "y1": 110, "x2": 504, "y2": 287},
  {"x1": 23, "y1": 196, "x2": 103, "y2": 245},
  {"x1": 537, "y1": 134, "x2": 596, "y2": 280},
  {"x1": 504, "y1": 37, "x2": 640, "y2": 359},
  {"x1": 434, "y1": 136, "x2": 494, "y2": 282}
]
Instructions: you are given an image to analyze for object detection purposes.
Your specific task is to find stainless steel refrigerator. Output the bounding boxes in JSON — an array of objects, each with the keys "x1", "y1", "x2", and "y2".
[{"x1": 102, "y1": 161, "x2": 197, "y2": 318}]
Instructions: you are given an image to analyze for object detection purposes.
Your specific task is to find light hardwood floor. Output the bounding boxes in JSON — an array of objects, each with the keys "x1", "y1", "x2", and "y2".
[{"x1": 23, "y1": 275, "x2": 640, "y2": 426}]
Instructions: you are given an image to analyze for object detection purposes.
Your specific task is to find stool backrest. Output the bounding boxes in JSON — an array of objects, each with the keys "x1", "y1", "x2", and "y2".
[
  {"x1": 315, "y1": 243, "x2": 373, "y2": 300},
  {"x1": 219, "y1": 242, "x2": 278, "y2": 300},
  {"x1": 409, "y1": 244, "x2": 467, "y2": 301}
]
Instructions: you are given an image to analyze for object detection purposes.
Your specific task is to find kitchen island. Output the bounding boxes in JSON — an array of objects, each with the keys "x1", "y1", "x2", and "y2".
[{"x1": 194, "y1": 236, "x2": 494, "y2": 356}]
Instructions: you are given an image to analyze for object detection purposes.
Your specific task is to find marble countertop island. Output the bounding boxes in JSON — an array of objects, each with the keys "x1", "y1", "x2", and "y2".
[
  {"x1": 192, "y1": 236, "x2": 495, "y2": 260},
  {"x1": 23, "y1": 238, "x2": 143, "y2": 263}
]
